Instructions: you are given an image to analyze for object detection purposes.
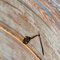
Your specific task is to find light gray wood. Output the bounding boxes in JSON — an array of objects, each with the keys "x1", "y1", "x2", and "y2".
[
  {"x1": 0, "y1": 0, "x2": 60, "y2": 60},
  {"x1": 0, "y1": 28, "x2": 40, "y2": 60}
]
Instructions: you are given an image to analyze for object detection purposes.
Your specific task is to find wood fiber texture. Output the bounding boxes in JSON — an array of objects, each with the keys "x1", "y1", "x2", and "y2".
[{"x1": 0, "y1": 0, "x2": 60, "y2": 60}]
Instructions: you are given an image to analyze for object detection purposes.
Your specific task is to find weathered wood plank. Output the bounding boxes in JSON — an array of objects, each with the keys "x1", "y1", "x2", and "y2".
[
  {"x1": 0, "y1": 0, "x2": 60, "y2": 60},
  {"x1": 0, "y1": 1, "x2": 45, "y2": 59},
  {"x1": 0, "y1": 20, "x2": 42, "y2": 60},
  {"x1": 0, "y1": 27, "x2": 40, "y2": 60}
]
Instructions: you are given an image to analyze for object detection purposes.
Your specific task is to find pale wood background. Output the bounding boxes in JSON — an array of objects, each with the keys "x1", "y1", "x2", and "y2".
[
  {"x1": 0, "y1": 29, "x2": 40, "y2": 60},
  {"x1": 0, "y1": 0, "x2": 60, "y2": 60}
]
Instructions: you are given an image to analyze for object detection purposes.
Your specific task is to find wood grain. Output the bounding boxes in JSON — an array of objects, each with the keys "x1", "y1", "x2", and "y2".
[
  {"x1": 0, "y1": 26, "x2": 40, "y2": 60},
  {"x1": 0, "y1": 0, "x2": 60, "y2": 60}
]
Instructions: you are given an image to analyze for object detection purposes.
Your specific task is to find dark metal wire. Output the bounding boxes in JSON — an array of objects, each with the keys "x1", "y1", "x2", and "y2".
[
  {"x1": 38, "y1": 34, "x2": 44, "y2": 55},
  {"x1": 23, "y1": 33, "x2": 44, "y2": 55}
]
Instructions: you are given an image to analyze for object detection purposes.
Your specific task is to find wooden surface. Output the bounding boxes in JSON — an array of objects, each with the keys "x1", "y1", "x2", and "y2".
[
  {"x1": 0, "y1": 0, "x2": 60, "y2": 60},
  {"x1": 0, "y1": 27, "x2": 40, "y2": 60}
]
